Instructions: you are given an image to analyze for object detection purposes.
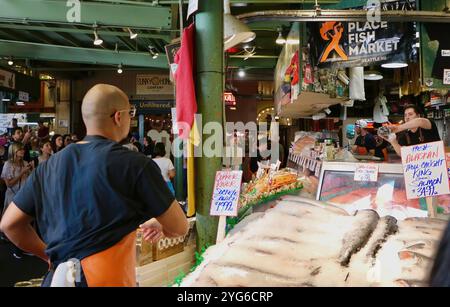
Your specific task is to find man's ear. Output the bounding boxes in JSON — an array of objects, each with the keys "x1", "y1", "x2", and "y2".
[{"x1": 113, "y1": 111, "x2": 122, "y2": 127}]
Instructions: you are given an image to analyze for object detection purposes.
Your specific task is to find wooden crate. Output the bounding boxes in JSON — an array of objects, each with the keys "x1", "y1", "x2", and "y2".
[
  {"x1": 152, "y1": 242, "x2": 184, "y2": 261},
  {"x1": 136, "y1": 245, "x2": 196, "y2": 287}
]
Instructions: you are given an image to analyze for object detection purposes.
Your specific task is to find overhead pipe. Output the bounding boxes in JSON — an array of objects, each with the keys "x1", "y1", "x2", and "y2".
[{"x1": 237, "y1": 9, "x2": 450, "y2": 23}]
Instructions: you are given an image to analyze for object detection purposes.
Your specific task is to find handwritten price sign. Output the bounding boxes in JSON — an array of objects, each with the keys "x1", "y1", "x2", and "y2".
[
  {"x1": 210, "y1": 171, "x2": 243, "y2": 217},
  {"x1": 401, "y1": 141, "x2": 450, "y2": 200},
  {"x1": 354, "y1": 164, "x2": 379, "y2": 182}
]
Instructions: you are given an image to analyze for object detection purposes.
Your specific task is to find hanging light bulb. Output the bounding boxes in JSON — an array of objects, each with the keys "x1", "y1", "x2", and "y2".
[
  {"x1": 238, "y1": 69, "x2": 245, "y2": 78},
  {"x1": 117, "y1": 64, "x2": 123, "y2": 74},
  {"x1": 275, "y1": 30, "x2": 286, "y2": 45},
  {"x1": 93, "y1": 28, "x2": 103, "y2": 46},
  {"x1": 7, "y1": 57, "x2": 13, "y2": 66},
  {"x1": 127, "y1": 28, "x2": 138, "y2": 40},
  {"x1": 223, "y1": 0, "x2": 255, "y2": 50},
  {"x1": 149, "y1": 46, "x2": 159, "y2": 59}
]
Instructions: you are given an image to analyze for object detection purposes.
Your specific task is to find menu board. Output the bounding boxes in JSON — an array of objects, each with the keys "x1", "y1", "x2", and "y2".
[
  {"x1": 210, "y1": 171, "x2": 242, "y2": 217},
  {"x1": 401, "y1": 141, "x2": 450, "y2": 199}
]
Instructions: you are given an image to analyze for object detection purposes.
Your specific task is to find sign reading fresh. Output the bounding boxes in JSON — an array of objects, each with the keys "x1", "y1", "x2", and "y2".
[{"x1": 401, "y1": 141, "x2": 450, "y2": 199}]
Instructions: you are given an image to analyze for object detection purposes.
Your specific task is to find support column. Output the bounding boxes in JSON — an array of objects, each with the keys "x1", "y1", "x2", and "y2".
[
  {"x1": 138, "y1": 114, "x2": 144, "y2": 144},
  {"x1": 195, "y1": 0, "x2": 224, "y2": 250}
]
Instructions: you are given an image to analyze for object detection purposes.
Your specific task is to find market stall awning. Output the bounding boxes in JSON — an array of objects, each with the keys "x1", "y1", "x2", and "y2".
[{"x1": 278, "y1": 91, "x2": 344, "y2": 118}]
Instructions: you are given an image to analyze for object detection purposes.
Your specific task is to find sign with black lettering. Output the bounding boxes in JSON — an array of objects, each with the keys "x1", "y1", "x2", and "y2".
[
  {"x1": 401, "y1": 141, "x2": 450, "y2": 199},
  {"x1": 136, "y1": 74, "x2": 173, "y2": 95},
  {"x1": 210, "y1": 171, "x2": 243, "y2": 217},
  {"x1": 308, "y1": 0, "x2": 417, "y2": 68}
]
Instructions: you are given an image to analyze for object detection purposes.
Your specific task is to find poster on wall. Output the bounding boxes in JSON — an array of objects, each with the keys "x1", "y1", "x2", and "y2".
[
  {"x1": 136, "y1": 74, "x2": 174, "y2": 95},
  {"x1": 0, "y1": 69, "x2": 15, "y2": 89},
  {"x1": 308, "y1": 0, "x2": 417, "y2": 69}
]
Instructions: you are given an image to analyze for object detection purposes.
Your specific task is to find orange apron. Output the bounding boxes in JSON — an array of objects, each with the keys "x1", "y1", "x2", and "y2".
[{"x1": 80, "y1": 231, "x2": 136, "y2": 287}]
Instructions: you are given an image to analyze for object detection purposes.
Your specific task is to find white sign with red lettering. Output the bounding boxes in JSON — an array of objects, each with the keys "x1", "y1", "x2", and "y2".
[
  {"x1": 402, "y1": 141, "x2": 450, "y2": 200},
  {"x1": 210, "y1": 171, "x2": 243, "y2": 217},
  {"x1": 354, "y1": 164, "x2": 379, "y2": 182}
]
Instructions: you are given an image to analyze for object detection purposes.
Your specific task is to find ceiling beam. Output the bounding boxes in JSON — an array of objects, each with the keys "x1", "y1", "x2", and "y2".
[
  {"x1": 0, "y1": 39, "x2": 168, "y2": 68},
  {"x1": 228, "y1": 57, "x2": 277, "y2": 69},
  {"x1": 0, "y1": 0, "x2": 172, "y2": 30},
  {"x1": 0, "y1": 24, "x2": 172, "y2": 42},
  {"x1": 157, "y1": 0, "x2": 338, "y2": 3}
]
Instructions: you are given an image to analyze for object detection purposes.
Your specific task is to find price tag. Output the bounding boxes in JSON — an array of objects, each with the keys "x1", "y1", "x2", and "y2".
[
  {"x1": 354, "y1": 164, "x2": 379, "y2": 182},
  {"x1": 210, "y1": 170, "x2": 243, "y2": 217},
  {"x1": 401, "y1": 141, "x2": 450, "y2": 199}
]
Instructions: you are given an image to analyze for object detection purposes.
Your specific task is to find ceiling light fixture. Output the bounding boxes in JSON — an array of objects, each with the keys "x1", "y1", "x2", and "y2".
[
  {"x1": 364, "y1": 70, "x2": 383, "y2": 80},
  {"x1": 128, "y1": 28, "x2": 138, "y2": 40},
  {"x1": 117, "y1": 64, "x2": 123, "y2": 74},
  {"x1": 275, "y1": 28, "x2": 286, "y2": 45},
  {"x1": 93, "y1": 27, "x2": 103, "y2": 46},
  {"x1": 149, "y1": 46, "x2": 159, "y2": 59},
  {"x1": 238, "y1": 69, "x2": 245, "y2": 78},
  {"x1": 224, "y1": 0, "x2": 255, "y2": 51},
  {"x1": 381, "y1": 62, "x2": 408, "y2": 69},
  {"x1": 7, "y1": 57, "x2": 13, "y2": 66},
  {"x1": 381, "y1": 52, "x2": 408, "y2": 69}
]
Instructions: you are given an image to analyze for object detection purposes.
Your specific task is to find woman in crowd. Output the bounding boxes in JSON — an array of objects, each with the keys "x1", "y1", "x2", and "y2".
[
  {"x1": 36, "y1": 141, "x2": 53, "y2": 167},
  {"x1": 51, "y1": 134, "x2": 64, "y2": 153},
  {"x1": 1, "y1": 143, "x2": 33, "y2": 215},
  {"x1": 63, "y1": 134, "x2": 73, "y2": 148},
  {"x1": 152, "y1": 142, "x2": 175, "y2": 195}
]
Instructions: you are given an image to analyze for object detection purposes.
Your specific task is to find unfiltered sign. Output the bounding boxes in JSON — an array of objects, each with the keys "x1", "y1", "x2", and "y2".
[
  {"x1": 136, "y1": 74, "x2": 173, "y2": 95},
  {"x1": 401, "y1": 141, "x2": 450, "y2": 199},
  {"x1": 210, "y1": 171, "x2": 243, "y2": 217}
]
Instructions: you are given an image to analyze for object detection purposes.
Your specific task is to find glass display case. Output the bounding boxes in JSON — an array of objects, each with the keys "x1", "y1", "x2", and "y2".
[{"x1": 316, "y1": 161, "x2": 450, "y2": 220}]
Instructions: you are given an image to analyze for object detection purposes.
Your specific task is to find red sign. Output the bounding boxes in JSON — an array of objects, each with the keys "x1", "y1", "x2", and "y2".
[{"x1": 224, "y1": 92, "x2": 236, "y2": 106}]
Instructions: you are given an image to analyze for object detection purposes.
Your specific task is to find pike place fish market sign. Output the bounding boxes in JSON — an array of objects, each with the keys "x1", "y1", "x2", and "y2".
[
  {"x1": 401, "y1": 141, "x2": 450, "y2": 200},
  {"x1": 308, "y1": 0, "x2": 417, "y2": 68}
]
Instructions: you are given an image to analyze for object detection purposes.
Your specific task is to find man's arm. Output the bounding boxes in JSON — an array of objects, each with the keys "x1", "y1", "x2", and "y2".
[
  {"x1": 390, "y1": 118, "x2": 432, "y2": 133},
  {"x1": 0, "y1": 202, "x2": 48, "y2": 262},
  {"x1": 141, "y1": 200, "x2": 188, "y2": 239}
]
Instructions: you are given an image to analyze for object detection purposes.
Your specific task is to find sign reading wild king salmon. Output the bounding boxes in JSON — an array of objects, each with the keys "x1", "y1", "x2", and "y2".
[
  {"x1": 136, "y1": 74, "x2": 173, "y2": 95},
  {"x1": 401, "y1": 141, "x2": 450, "y2": 200}
]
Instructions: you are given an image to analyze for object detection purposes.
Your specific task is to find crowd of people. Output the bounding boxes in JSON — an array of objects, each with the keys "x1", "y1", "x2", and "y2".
[{"x1": 0, "y1": 84, "x2": 447, "y2": 286}]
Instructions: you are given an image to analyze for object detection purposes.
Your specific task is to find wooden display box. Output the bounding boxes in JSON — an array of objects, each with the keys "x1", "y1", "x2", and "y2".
[
  {"x1": 136, "y1": 245, "x2": 196, "y2": 287},
  {"x1": 153, "y1": 242, "x2": 184, "y2": 261}
]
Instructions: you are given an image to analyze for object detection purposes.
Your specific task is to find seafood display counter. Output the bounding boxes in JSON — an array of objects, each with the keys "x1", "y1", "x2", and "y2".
[
  {"x1": 180, "y1": 196, "x2": 446, "y2": 287},
  {"x1": 316, "y1": 161, "x2": 450, "y2": 220}
]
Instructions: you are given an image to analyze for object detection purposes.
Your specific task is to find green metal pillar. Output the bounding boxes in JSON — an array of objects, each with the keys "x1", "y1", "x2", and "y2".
[{"x1": 195, "y1": 0, "x2": 223, "y2": 250}]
